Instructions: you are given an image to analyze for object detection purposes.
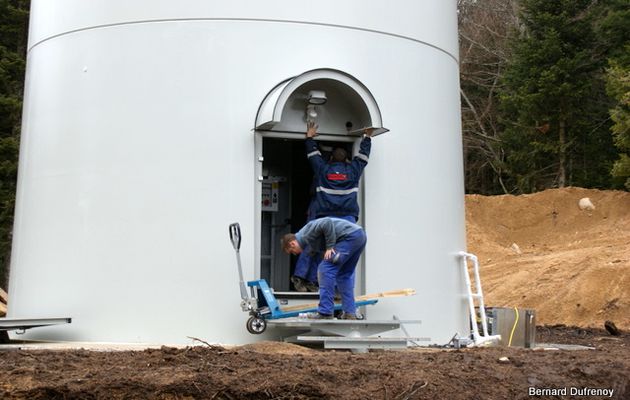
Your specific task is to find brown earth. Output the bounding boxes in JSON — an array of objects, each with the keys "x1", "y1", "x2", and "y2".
[
  {"x1": 0, "y1": 326, "x2": 628, "y2": 400},
  {"x1": 466, "y1": 187, "x2": 630, "y2": 330},
  {"x1": 0, "y1": 187, "x2": 628, "y2": 399}
]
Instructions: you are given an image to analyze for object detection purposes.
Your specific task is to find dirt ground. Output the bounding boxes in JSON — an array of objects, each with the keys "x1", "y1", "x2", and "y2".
[
  {"x1": 466, "y1": 187, "x2": 630, "y2": 330},
  {"x1": 0, "y1": 326, "x2": 628, "y2": 399},
  {"x1": 0, "y1": 187, "x2": 628, "y2": 399}
]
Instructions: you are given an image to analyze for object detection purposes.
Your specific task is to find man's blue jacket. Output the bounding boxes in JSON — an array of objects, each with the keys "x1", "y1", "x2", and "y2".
[
  {"x1": 305, "y1": 136, "x2": 371, "y2": 220},
  {"x1": 295, "y1": 217, "x2": 363, "y2": 255}
]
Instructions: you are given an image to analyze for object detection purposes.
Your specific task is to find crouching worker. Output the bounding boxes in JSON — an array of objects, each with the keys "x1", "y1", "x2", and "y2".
[{"x1": 281, "y1": 217, "x2": 367, "y2": 320}]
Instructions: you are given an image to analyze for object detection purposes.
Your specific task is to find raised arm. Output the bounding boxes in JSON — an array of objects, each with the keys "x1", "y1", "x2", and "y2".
[
  {"x1": 350, "y1": 128, "x2": 374, "y2": 176},
  {"x1": 305, "y1": 121, "x2": 325, "y2": 172}
]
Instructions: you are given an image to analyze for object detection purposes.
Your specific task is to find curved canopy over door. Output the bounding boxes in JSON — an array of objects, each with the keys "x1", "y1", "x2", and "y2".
[{"x1": 255, "y1": 68, "x2": 388, "y2": 137}]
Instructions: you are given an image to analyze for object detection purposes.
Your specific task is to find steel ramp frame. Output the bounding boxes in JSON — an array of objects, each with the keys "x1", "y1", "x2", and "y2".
[
  {"x1": 0, "y1": 317, "x2": 72, "y2": 333},
  {"x1": 268, "y1": 318, "x2": 429, "y2": 350}
]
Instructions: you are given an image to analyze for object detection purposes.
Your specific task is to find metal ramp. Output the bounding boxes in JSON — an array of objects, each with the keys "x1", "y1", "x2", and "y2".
[
  {"x1": 1, "y1": 317, "x2": 72, "y2": 346},
  {"x1": 268, "y1": 318, "x2": 429, "y2": 351},
  {"x1": 0, "y1": 317, "x2": 72, "y2": 333}
]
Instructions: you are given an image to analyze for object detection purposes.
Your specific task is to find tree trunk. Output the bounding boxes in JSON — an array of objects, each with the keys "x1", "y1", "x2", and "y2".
[{"x1": 558, "y1": 119, "x2": 567, "y2": 187}]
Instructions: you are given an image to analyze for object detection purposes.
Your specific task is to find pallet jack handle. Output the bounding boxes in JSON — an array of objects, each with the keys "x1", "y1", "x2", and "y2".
[
  {"x1": 229, "y1": 222, "x2": 241, "y2": 251},
  {"x1": 229, "y1": 223, "x2": 251, "y2": 304}
]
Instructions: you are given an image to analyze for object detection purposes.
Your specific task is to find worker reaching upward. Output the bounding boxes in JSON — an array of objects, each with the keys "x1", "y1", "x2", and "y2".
[
  {"x1": 290, "y1": 122, "x2": 375, "y2": 292},
  {"x1": 305, "y1": 121, "x2": 374, "y2": 223}
]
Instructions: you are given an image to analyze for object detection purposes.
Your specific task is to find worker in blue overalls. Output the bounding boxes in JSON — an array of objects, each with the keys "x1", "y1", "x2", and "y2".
[
  {"x1": 290, "y1": 122, "x2": 374, "y2": 293},
  {"x1": 305, "y1": 120, "x2": 374, "y2": 223},
  {"x1": 290, "y1": 180, "x2": 321, "y2": 292},
  {"x1": 282, "y1": 217, "x2": 367, "y2": 319}
]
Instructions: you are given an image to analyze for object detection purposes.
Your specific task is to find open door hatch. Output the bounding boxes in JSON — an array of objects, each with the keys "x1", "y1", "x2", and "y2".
[{"x1": 255, "y1": 68, "x2": 389, "y2": 138}]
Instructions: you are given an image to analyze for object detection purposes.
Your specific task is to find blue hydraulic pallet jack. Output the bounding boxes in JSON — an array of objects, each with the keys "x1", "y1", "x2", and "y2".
[{"x1": 229, "y1": 223, "x2": 378, "y2": 334}]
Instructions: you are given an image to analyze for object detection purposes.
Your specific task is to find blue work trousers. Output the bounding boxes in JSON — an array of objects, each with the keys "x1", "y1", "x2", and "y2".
[
  {"x1": 294, "y1": 246, "x2": 320, "y2": 282},
  {"x1": 317, "y1": 228, "x2": 367, "y2": 315}
]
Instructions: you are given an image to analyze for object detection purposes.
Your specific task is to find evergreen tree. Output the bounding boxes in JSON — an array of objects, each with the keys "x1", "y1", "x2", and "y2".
[
  {"x1": 598, "y1": 0, "x2": 630, "y2": 189},
  {"x1": 0, "y1": 0, "x2": 29, "y2": 288},
  {"x1": 499, "y1": 0, "x2": 617, "y2": 193},
  {"x1": 607, "y1": 62, "x2": 630, "y2": 189}
]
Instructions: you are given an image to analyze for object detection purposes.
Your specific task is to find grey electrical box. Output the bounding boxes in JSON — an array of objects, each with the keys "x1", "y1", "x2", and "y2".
[{"x1": 487, "y1": 307, "x2": 536, "y2": 348}]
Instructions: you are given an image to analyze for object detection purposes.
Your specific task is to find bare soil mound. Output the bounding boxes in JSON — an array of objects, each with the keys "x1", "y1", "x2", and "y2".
[
  {"x1": 466, "y1": 187, "x2": 630, "y2": 330},
  {"x1": 0, "y1": 326, "x2": 628, "y2": 400}
]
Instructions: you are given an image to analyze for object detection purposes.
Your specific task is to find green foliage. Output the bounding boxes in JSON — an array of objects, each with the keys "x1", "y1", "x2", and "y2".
[
  {"x1": 498, "y1": 0, "x2": 619, "y2": 193},
  {"x1": 597, "y1": 0, "x2": 630, "y2": 189},
  {"x1": 594, "y1": 0, "x2": 630, "y2": 66},
  {"x1": 0, "y1": 0, "x2": 29, "y2": 288},
  {"x1": 607, "y1": 61, "x2": 630, "y2": 189}
]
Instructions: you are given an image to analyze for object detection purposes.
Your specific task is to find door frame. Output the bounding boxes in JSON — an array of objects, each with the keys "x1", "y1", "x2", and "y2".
[{"x1": 254, "y1": 132, "x2": 366, "y2": 295}]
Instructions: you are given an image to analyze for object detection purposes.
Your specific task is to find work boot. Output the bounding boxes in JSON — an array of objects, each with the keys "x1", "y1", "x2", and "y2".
[
  {"x1": 305, "y1": 281, "x2": 319, "y2": 292},
  {"x1": 291, "y1": 276, "x2": 308, "y2": 292},
  {"x1": 340, "y1": 312, "x2": 357, "y2": 320},
  {"x1": 340, "y1": 312, "x2": 364, "y2": 320},
  {"x1": 306, "y1": 312, "x2": 334, "y2": 320}
]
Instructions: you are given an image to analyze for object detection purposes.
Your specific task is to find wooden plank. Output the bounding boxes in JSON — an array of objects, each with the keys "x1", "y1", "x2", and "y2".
[
  {"x1": 280, "y1": 288, "x2": 416, "y2": 313},
  {"x1": 355, "y1": 288, "x2": 416, "y2": 301},
  {"x1": 0, "y1": 301, "x2": 6, "y2": 316},
  {"x1": 0, "y1": 287, "x2": 7, "y2": 304}
]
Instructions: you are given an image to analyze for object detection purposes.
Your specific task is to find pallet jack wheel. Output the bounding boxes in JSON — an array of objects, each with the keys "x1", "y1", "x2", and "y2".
[{"x1": 246, "y1": 316, "x2": 267, "y2": 334}]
